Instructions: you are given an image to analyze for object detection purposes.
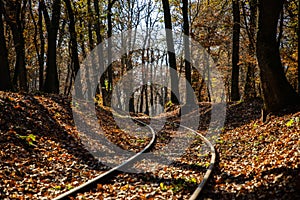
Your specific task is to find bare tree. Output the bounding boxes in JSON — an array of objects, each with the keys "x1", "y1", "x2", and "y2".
[
  {"x1": 0, "y1": 7, "x2": 11, "y2": 91},
  {"x1": 231, "y1": 0, "x2": 240, "y2": 101},
  {"x1": 0, "y1": 0, "x2": 28, "y2": 91},
  {"x1": 182, "y1": 0, "x2": 193, "y2": 106},
  {"x1": 242, "y1": 0, "x2": 257, "y2": 100},
  {"x1": 64, "y1": 0, "x2": 82, "y2": 97},
  {"x1": 161, "y1": 0, "x2": 180, "y2": 105},
  {"x1": 41, "y1": 0, "x2": 61, "y2": 93},
  {"x1": 256, "y1": 0, "x2": 300, "y2": 118}
]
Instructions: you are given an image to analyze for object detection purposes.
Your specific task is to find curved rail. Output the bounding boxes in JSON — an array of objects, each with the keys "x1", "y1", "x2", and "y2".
[
  {"x1": 163, "y1": 121, "x2": 216, "y2": 200},
  {"x1": 53, "y1": 119, "x2": 156, "y2": 200},
  {"x1": 180, "y1": 124, "x2": 216, "y2": 200},
  {"x1": 53, "y1": 116, "x2": 216, "y2": 200}
]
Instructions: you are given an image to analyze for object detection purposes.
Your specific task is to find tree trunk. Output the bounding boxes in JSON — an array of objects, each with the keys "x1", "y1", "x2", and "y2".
[
  {"x1": 29, "y1": 0, "x2": 40, "y2": 91},
  {"x1": 145, "y1": 84, "x2": 149, "y2": 115},
  {"x1": 256, "y1": 0, "x2": 300, "y2": 114},
  {"x1": 1, "y1": 0, "x2": 28, "y2": 91},
  {"x1": 150, "y1": 50, "x2": 154, "y2": 114},
  {"x1": 42, "y1": 0, "x2": 61, "y2": 94},
  {"x1": 182, "y1": 0, "x2": 193, "y2": 106},
  {"x1": 139, "y1": 86, "x2": 145, "y2": 113},
  {"x1": 28, "y1": 0, "x2": 45, "y2": 91},
  {"x1": 243, "y1": 0, "x2": 257, "y2": 100},
  {"x1": 106, "y1": 0, "x2": 117, "y2": 100},
  {"x1": 129, "y1": 95, "x2": 135, "y2": 113},
  {"x1": 64, "y1": 0, "x2": 82, "y2": 97},
  {"x1": 94, "y1": 0, "x2": 108, "y2": 103},
  {"x1": 38, "y1": 2, "x2": 45, "y2": 91},
  {"x1": 231, "y1": 0, "x2": 240, "y2": 101},
  {"x1": 0, "y1": 11, "x2": 11, "y2": 91},
  {"x1": 79, "y1": 18, "x2": 92, "y2": 99},
  {"x1": 64, "y1": 0, "x2": 79, "y2": 74},
  {"x1": 12, "y1": 27, "x2": 27, "y2": 91},
  {"x1": 162, "y1": 0, "x2": 180, "y2": 105}
]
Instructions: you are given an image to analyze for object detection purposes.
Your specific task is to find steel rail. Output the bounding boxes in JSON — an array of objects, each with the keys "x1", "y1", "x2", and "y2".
[
  {"x1": 53, "y1": 119, "x2": 156, "y2": 200},
  {"x1": 53, "y1": 115, "x2": 216, "y2": 200},
  {"x1": 163, "y1": 120, "x2": 216, "y2": 200},
  {"x1": 180, "y1": 124, "x2": 216, "y2": 200}
]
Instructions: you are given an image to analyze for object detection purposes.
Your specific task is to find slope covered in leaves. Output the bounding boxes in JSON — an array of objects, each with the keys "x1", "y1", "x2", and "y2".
[
  {"x1": 203, "y1": 100, "x2": 300, "y2": 199},
  {"x1": 0, "y1": 92, "x2": 110, "y2": 199},
  {"x1": 0, "y1": 92, "x2": 299, "y2": 199}
]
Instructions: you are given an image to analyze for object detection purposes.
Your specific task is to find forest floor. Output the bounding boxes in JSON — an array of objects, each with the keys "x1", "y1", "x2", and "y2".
[{"x1": 0, "y1": 92, "x2": 299, "y2": 199}]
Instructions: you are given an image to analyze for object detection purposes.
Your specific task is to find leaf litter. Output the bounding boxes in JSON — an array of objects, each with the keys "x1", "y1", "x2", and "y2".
[{"x1": 0, "y1": 92, "x2": 299, "y2": 199}]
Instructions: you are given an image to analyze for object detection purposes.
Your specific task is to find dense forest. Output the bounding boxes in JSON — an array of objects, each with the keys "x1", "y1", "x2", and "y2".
[
  {"x1": 0, "y1": 0, "x2": 300, "y2": 199},
  {"x1": 0, "y1": 0, "x2": 299, "y2": 112}
]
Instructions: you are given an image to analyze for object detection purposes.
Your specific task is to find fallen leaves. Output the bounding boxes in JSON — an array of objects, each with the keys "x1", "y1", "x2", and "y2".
[
  {"x1": 0, "y1": 93, "x2": 299, "y2": 199},
  {"x1": 203, "y1": 99, "x2": 300, "y2": 199}
]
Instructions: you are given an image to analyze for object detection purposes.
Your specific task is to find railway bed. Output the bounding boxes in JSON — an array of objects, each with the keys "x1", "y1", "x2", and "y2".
[{"x1": 53, "y1": 117, "x2": 216, "y2": 200}]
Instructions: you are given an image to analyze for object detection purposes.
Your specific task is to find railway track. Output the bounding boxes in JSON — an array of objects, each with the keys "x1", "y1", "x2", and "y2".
[{"x1": 53, "y1": 115, "x2": 216, "y2": 200}]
